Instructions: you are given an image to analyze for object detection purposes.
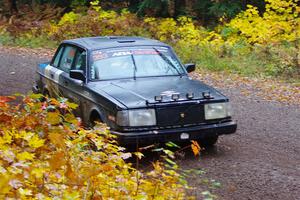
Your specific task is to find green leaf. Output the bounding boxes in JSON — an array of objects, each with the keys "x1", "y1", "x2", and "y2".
[
  {"x1": 164, "y1": 158, "x2": 176, "y2": 166},
  {"x1": 66, "y1": 102, "x2": 78, "y2": 110},
  {"x1": 29, "y1": 93, "x2": 43, "y2": 100},
  {"x1": 152, "y1": 148, "x2": 164, "y2": 152},
  {"x1": 166, "y1": 141, "x2": 180, "y2": 148},
  {"x1": 163, "y1": 149, "x2": 175, "y2": 159},
  {"x1": 211, "y1": 180, "x2": 221, "y2": 188}
]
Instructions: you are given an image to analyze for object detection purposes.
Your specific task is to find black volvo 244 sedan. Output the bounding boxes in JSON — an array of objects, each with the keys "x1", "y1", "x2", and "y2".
[{"x1": 33, "y1": 36, "x2": 237, "y2": 146}]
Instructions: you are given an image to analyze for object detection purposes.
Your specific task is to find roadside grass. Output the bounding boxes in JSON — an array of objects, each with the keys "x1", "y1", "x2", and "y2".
[
  {"x1": 0, "y1": 33, "x2": 57, "y2": 48},
  {"x1": 175, "y1": 44, "x2": 300, "y2": 83}
]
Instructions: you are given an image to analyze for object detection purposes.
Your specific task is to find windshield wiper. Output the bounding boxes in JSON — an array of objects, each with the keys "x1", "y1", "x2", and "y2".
[
  {"x1": 153, "y1": 47, "x2": 182, "y2": 77},
  {"x1": 131, "y1": 52, "x2": 137, "y2": 80}
]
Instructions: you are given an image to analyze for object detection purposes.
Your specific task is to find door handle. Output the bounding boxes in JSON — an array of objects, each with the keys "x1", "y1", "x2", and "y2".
[{"x1": 50, "y1": 73, "x2": 54, "y2": 79}]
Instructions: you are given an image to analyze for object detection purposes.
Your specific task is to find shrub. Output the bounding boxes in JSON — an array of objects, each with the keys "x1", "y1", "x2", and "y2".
[
  {"x1": 47, "y1": 4, "x2": 148, "y2": 41},
  {"x1": 0, "y1": 30, "x2": 14, "y2": 46},
  {"x1": 0, "y1": 95, "x2": 191, "y2": 199},
  {"x1": 225, "y1": 0, "x2": 300, "y2": 45}
]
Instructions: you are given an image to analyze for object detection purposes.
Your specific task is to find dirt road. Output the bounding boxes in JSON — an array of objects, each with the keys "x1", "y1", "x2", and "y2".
[{"x1": 0, "y1": 48, "x2": 299, "y2": 200}]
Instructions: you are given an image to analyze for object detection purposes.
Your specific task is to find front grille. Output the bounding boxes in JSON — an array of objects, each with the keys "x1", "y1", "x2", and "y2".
[{"x1": 156, "y1": 104, "x2": 205, "y2": 127}]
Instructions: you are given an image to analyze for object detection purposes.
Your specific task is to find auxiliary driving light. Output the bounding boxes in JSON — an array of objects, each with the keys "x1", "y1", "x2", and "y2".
[
  {"x1": 171, "y1": 93, "x2": 180, "y2": 101},
  {"x1": 202, "y1": 91, "x2": 213, "y2": 99},
  {"x1": 154, "y1": 95, "x2": 163, "y2": 102},
  {"x1": 186, "y1": 92, "x2": 194, "y2": 99}
]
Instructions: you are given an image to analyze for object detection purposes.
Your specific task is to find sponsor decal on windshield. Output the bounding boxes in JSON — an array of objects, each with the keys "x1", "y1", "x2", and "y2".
[
  {"x1": 92, "y1": 51, "x2": 108, "y2": 61},
  {"x1": 92, "y1": 48, "x2": 168, "y2": 61}
]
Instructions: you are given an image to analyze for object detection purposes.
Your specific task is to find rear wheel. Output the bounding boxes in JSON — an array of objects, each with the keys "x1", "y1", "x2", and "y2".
[
  {"x1": 39, "y1": 89, "x2": 50, "y2": 102},
  {"x1": 198, "y1": 135, "x2": 219, "y2": 148}
]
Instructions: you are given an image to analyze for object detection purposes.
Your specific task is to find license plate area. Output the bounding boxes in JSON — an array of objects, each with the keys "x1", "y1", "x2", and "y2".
[{"x1": 180, "y1": 132, "x2": 189, "y2": 140}]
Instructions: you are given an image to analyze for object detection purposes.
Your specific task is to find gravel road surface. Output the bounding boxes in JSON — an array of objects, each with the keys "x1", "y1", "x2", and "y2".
[{"x1": 0, "y1": 49, "x2": 299, "y2": 200}]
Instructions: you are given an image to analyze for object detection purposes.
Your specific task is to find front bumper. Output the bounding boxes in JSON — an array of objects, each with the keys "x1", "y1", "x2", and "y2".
[{"x1": 111, "y1": 121, "x2": 237, "y2": 144}]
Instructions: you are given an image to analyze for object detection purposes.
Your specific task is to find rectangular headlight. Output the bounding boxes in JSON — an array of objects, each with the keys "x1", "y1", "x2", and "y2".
[
  {"x1": 117, "y1": 109, "x2": 156, "y2": 127},
  {"x1": 205, "y1": 102, "x2": 232, "y2": 120}
]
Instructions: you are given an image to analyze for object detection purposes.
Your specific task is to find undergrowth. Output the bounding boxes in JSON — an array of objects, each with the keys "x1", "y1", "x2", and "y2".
[{"x1": 0, "y1": 94, "x2": 210, "y2": 199}]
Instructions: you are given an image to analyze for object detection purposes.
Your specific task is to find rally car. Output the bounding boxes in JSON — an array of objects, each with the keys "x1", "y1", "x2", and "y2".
[{"x1": 33, "y1": 36, "x2": 237, "y2": 146}]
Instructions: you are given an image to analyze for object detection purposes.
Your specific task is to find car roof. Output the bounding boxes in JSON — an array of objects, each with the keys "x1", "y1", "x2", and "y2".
[{"x1": 62, "y1": 36, "x2": 170, "y2": 50}]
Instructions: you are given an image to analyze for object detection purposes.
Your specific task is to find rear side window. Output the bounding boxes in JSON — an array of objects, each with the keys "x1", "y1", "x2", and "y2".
[
  {"x1": 52, "y1": 46, "x2": 64, "y2": 68},
  {"x1": 59, "y1": 46, "x2": 77, "y2": 73}
]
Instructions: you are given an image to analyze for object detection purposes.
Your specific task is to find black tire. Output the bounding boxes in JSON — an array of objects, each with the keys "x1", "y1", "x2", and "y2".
[
  {"x1": 198, "y1": 135, "x2": 219, "y2": 147},
  {"x1": 89, "y1": 111, "x2": 102, "y2": 128}
]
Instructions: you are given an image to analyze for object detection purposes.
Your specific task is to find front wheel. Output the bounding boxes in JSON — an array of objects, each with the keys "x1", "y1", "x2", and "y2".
[{"x1": 198, "y1": 135, "x2": 219, "y2": 147}]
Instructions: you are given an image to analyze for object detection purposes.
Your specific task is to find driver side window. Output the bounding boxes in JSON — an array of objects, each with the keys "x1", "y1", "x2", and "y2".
[{"x1": 59, "y1": 46, "x2": 76, "y2": 73}]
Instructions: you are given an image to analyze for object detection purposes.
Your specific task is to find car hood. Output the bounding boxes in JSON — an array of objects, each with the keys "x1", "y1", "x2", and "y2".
[{"x1": 89, "y1": 76, "x2": 226, "y2": 108}]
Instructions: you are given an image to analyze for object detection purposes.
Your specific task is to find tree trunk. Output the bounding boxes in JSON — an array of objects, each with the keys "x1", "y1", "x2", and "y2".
[
  {"x1": 9, "y1": 0, "x2": 18, "y2": 15},
  {"x1": 174, "y1": 0, "x2": 185, "y2": 17},
  {"x1": 185, "y1": 0, "x2": 195, "y2": 16}
]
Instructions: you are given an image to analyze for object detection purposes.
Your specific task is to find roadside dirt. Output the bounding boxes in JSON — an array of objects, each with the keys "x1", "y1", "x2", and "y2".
[{"x1": 0, "y1": 46, "x2": 299, "y2": 200}]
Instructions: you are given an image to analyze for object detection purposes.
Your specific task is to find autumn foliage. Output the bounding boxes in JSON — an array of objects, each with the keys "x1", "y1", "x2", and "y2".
[
  {"x1": 0, "y1": 0, "x2": 299, "y2": 77},
  {"x1": 0, "y1": 95, "x2": 191, "y2": 199}
]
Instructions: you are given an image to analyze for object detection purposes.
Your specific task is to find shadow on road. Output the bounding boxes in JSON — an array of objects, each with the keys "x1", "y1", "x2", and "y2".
[{"x1": 124, "y1": 142, "x2": 230, "y2": 170}]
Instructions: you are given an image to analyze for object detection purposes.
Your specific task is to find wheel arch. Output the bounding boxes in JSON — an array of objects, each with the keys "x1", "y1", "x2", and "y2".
[{"x1": 89, "y1": 107, "x2": 105, "y2": 124}]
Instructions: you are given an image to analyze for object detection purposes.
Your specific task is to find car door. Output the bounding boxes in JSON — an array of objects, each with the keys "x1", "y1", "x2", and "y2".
[
  {"x1": 43, "y1": 45, "x2": 65, "y2": 97},
  {"x1": 55, "y1": 45, "x2": 77, "y2": 97},
  {"x1": 59, "y1": 46, "x2": 87, "y2": 116}
]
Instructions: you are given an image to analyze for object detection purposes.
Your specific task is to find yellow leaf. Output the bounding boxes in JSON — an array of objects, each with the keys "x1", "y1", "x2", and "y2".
[
  {"x1": 28, "y1": 135, "x2": 45, "y2": 148},
  {"x1": 18, "y1": 188, "x2": 32, "y2": 196},
  {"x1": 31, "y1": 168, "x2": 45, "y2": 179},
  {"x1": 19, "y1": 131, "x2": 34, "y2": 141},
  {"x1": 62, "y1": 191, "x2": 81, "y2": 200},
  {"x1": 0, "y1": 130, "x2": 12, "y2": 145},
  {"x1": 16, "y1": 152, "x2": 35, "y2": 161},
  {"x1": 46, "y1": 112, "x2": 61, "y2": 125},
  {"x1": 134, "y1": 152, "x2": 144, "y2": 159},
  {"x1": 0, "y1": 174, "x2": 11, "y2": 194}
]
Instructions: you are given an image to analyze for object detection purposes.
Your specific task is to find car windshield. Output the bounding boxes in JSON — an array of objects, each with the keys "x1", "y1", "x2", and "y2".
[{"x1": 90, "y1": 47, "x2": 185, "y2": 80}]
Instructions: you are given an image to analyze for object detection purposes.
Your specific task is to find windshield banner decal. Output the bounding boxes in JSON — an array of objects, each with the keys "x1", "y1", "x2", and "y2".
[{"x1": 92, "y1": 48, "x2": 167, "y2": 61}]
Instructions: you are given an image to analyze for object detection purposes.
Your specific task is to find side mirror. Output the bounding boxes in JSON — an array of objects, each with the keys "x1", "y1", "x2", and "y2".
[
  {"x1": 70, "y1": 70, "x2": 86, "y2": 82},
  {"x1": 184, "y1": 63, "x2": 196, "y2": 73}
]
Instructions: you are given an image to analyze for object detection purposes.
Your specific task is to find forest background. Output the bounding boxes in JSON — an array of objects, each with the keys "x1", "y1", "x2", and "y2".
[{"x1": 0, "y1": 0, "x2": 299, "y2": 81}]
